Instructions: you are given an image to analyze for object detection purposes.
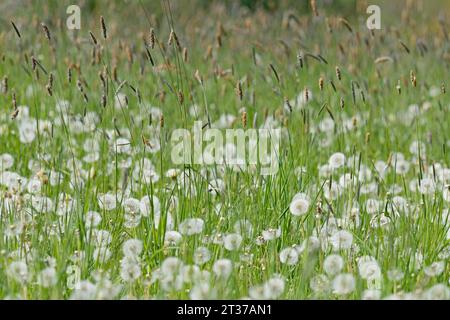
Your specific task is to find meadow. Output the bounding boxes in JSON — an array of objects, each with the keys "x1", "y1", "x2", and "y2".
[{"x1": 0, "y1": 0, "x2": 449, "y2": 299}]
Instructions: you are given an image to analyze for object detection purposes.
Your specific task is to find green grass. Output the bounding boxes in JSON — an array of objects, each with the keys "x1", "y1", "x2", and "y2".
[{"x1": 0, "y1": 0, "x2": 448, "y2": 299}]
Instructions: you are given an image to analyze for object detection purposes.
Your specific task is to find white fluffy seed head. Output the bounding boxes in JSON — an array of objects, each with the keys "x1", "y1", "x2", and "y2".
[
  {"x1": 223, "y1": 233, "x2": 243, "y2": 251},
  {"x1": 323, "y1": 254, "x2": 344, "y2": 276},
  {"x1": 279, "y1": 247, "x2": 299, "y2": 265},
  {"x1": 289, "y1": 197, "x2": 310, "y2": 216},
  {"x1": 122, "y1": 239, "x2": 143, "y2": 257},
  {"x1": 332, "y1": 273, "x2": 355, "y2": 295},
  {"x1": 212, "y1": 259, "x2": 233, "y2": 279},
  {"x1": 329, "y1": 152, "x2": 346, "y2": 169}
]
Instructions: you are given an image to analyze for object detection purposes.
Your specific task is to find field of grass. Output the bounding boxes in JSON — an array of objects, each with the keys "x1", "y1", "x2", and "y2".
[{"x1": 0, "y1": 0, "x2": 449, "y2": 299}]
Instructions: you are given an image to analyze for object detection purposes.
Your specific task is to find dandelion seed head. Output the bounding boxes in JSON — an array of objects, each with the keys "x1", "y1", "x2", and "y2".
[{"x1": 332, "y1": 273, "x2": 355, "y2": 295}]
